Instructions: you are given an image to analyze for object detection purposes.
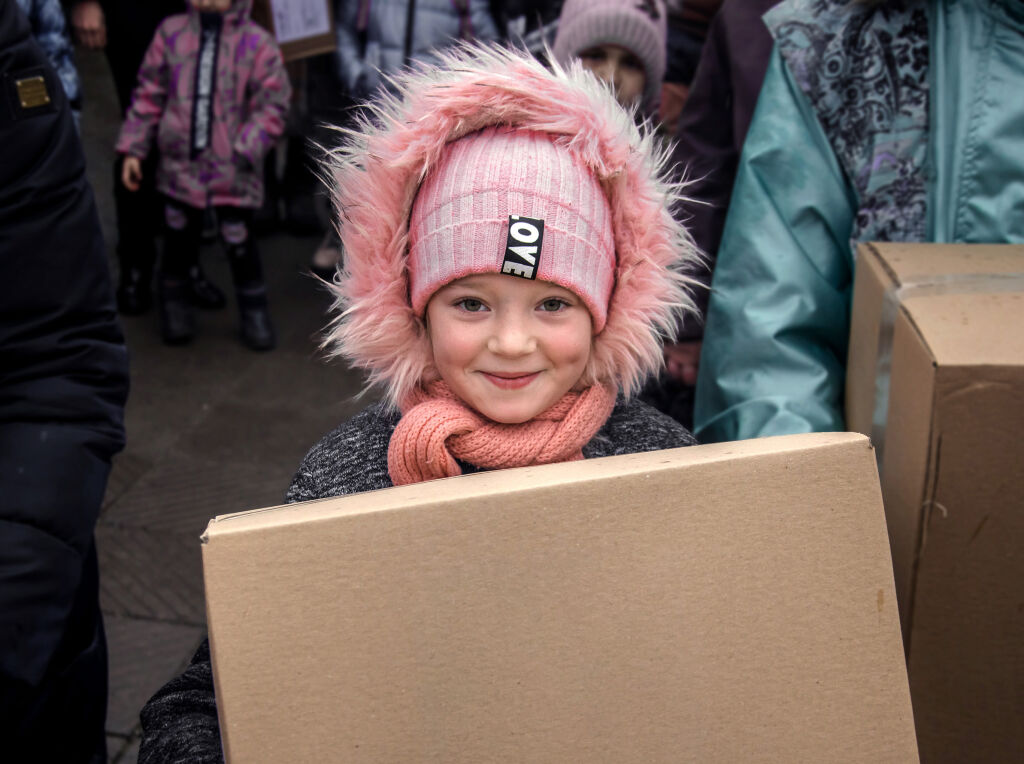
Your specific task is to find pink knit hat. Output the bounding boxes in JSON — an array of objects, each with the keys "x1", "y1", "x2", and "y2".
[
  {"x1": 408, "y1": 126, "x2": 616, "y2": 330},
  {"x1": 553, "y1": 0, "x2": 668, "y2": 112}
]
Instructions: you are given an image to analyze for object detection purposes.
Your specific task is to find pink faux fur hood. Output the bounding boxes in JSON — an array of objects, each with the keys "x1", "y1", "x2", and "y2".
[{"x1": 323, "y1": 43, "x2": 699, "y2": 409}]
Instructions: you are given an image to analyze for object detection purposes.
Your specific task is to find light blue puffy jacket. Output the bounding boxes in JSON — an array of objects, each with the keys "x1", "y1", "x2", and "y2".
[
  {"x1": 335, "y1": 0, "x2": 499, "y2": 99},
  {"x1": 694, "y1": 0, "x2": 1024, "y2": 443}
]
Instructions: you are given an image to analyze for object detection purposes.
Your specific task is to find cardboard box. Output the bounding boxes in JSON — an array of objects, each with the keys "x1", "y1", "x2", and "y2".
[
  {"x1": 846, "y1": 242, "x2": 1024, "y2": 762},
  {"x1": 203, "y1": 432, "x2": 917, "y2": 762},
  {"x1": 252, "y1": 0, "x2": 335, "y2": 63}
]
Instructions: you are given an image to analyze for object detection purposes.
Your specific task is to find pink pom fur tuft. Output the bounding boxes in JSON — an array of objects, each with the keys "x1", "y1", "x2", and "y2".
[{"x1": 321, "y1": 43, "x2": 701, "y2": 410}]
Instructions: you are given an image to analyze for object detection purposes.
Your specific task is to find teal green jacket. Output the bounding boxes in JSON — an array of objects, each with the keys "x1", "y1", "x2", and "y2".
[{"x1": 694, "y1": 0, "x2": 1024, "y2": 443}]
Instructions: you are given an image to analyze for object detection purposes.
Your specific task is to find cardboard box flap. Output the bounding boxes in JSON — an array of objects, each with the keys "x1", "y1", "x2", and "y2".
[
  {"x1": 203, "y1": 432, "x2": 918, "y2": 763},
  {"x1": 202, "y1": 431, "x2": 866, "y2": 538},
  {"x1": 846, "y1": 243, "x2": 1024, "y2": 436},
  {"x1": 862, "y1": 242, "x2": 1024, "y2": 284},
  {"x1": 899, "y1": 291, "x2": 1024, "y2": 366}
]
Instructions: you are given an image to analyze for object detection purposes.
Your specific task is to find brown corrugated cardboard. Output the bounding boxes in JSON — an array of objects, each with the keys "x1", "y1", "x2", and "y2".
[
  {"x1": 846, "y1": 242, "x2": 1024, "y2": 762},
  {"x1": 202, "y1": 432, "x2": 917, "y2": 763},
  {"x1": 251, "y1": 0, "x2": 335, "y2": 62}
]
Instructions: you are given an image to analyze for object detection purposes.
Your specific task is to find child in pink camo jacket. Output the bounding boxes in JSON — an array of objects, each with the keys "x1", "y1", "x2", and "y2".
[{"x1": 116, "y1": 0, "x2": 290, "y2": 350}]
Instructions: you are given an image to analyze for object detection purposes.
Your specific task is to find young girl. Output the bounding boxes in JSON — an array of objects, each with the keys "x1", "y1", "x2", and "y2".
[
  {"x1": 137, "y1": 44, "x2": 699, "y2": 757},
  {"x1": 552, "y1": 0, "x2": 668, "y2": 119},
  {"x1": 116, "y1": 0, "x2": 290, "y2": 350}
]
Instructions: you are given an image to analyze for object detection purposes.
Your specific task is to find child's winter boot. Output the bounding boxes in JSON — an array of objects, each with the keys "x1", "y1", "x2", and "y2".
[
  {"x1": 158, "y1": 277, "x2": 196, "y2": 345},
  {"x1": 236, "y1": 283, "x2": 275, "y2": 351},
  {"x1": 187, "y1": 264, "x2": 227, "y2": 310}
]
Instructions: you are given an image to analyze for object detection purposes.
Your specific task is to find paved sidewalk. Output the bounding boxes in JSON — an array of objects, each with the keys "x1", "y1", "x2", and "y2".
[{"x1": 77, "y1": 48, "x2": 368, "y2": 762}]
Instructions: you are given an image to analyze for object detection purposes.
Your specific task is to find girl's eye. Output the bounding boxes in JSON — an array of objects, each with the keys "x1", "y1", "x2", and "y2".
[
  {"x1": 455, "y1": 298, "x2": 487, "y2": 312},
  {"x1": 539, "y1": 298, "x2": 569, "y2": 312},
  {"x1": 623, "y1": 55, "x2": 644, "y2": 72}
]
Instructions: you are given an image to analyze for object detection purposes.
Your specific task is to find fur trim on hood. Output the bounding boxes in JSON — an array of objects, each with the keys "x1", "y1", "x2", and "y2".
[{"x1": 323, "y1": 43, "x2": 699, "y2": 410}]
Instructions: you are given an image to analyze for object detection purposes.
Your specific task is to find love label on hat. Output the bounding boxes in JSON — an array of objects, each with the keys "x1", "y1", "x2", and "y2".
[{"x1": 502, "y1": 215, "x2": 545, "y2": 279}]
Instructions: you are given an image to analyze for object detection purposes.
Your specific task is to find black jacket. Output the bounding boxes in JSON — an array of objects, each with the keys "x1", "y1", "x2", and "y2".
[{"x1": 1, "y1": 0, "x2": 129, "y2": 757}]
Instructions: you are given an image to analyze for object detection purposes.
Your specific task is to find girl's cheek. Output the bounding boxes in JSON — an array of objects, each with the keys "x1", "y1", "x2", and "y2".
[{"x1": 554, "y1": 332, "x2": 592, "y2": 366}]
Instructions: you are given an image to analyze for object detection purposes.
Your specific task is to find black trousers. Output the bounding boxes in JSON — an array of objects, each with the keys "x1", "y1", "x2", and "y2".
[
  {"x1": 102, "y1": 0, "x2": 186, "y2": 280},
  {"x1": 161, "y1": 197, "x2": 263, "y2": 286},
  {"x1": 3, "y1": 543, "x2": 107, "y2": 764}
]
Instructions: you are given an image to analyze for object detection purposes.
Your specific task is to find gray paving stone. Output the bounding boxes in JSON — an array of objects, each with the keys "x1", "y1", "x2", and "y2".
[
  {"x1": 106, "y1": 734, "x2": 129, "y2": 763},
  {"x1": 103, "y1": 451, "x2": 153, "y2": 516},
  {"x1": 118, "y1": 322, "x2": 264, "y2": 460},
  {"x1": 113, "y1": 735, "x2": 140, "y2": 764},
  {"x1": 229, "y1": 343, "x2": 368, "y2": 415},
  {"x1": 97, "y1": 525, "x2": 207, "y2": 625},
  {"x1": 178, "y1": 400, "x2": 341, "y2": 468},
  {"x1": 102, "y1": 451, "x2": 293, "y2": 535},
  {"x1": 105, "y1": 615, "x2": 204, "y2": 737}
]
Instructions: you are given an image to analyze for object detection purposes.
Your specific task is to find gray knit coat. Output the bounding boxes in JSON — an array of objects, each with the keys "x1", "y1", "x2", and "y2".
[{"x1": 138, "y1": 398, "x2": 696, "y2": 763}]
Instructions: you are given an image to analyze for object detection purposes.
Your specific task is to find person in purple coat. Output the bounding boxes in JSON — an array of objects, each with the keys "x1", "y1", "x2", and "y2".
[{"x1": 116, "y1": 0, "x2": 291, "y2": 349}]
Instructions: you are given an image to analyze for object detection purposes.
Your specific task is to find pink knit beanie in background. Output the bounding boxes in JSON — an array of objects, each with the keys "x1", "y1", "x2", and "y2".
[
  {"x1": 408, "y1": 126, "x2": 616, "y2": 331},
  {"x1": 552, "y1": 0, "x2": 668, "y2": 112}
]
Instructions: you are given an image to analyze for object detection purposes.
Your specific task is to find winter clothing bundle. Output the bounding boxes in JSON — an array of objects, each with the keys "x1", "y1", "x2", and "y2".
[
  {"x1": 387, "y1": 380, "x2": 618, "y2": 485},
  {"x1": 115, "y1": 0, "x2": 290, "y2": 209},
  {"x1": 552, "y1": 0, "x2": 668, "y2": 112},
  {"x1": 324, "y1": 43, "x2": 698, "y2": 411}
]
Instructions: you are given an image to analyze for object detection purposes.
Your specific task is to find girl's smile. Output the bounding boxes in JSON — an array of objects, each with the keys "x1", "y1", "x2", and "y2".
[
  {"x1": 480, "y1": 371, "x2": 541, "y2": 390},
  {"x1": 426, "y1": 274, "x2": 594, "y2": 424}
]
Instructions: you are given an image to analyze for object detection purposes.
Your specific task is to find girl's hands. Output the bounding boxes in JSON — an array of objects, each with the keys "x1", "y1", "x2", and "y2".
[
  {"x1": 71, "y1": 1, "x2": 107, "y2": 49},
  {"x1": 121, "y1": 157, "x2": 143, "y2": 191}
]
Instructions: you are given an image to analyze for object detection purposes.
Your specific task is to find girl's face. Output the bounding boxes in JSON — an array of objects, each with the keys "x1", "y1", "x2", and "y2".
[
  {"x1": 577, "y1": 44, "x2": 647, "y2": 109},
  {"x1": 426, "y1": 274, "x2": 594, "y2": 424},
  {"x1": 191, "y1": 0, "x2": 232, "y2": 12}
]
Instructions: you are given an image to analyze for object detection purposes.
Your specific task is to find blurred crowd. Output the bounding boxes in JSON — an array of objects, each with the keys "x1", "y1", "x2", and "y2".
[{"x1": 4, "y1": 0, "x2": 1023, "y2": 760}]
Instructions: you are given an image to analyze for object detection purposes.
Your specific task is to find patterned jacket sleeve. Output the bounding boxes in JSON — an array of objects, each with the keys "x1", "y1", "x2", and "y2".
[
  {"x1": 137, "y1": 641, "x2": 223, "y2": 764},
  {"x1": 23, "y1": 0, "x2": 81, "y2": 110},
  {"x1": 115, "y1": 24, "x2": 170, "y2": 159},
  {"x1": 693, "y1": 47, "x2": 856, "y2": 443},
  {"x1": 232, "y1": 31, "x2": 291, "y2": 167}
]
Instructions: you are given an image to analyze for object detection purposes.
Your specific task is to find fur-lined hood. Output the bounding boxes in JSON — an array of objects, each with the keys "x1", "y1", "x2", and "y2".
[{"x1": 323, "y1": 43, "x2": 699, "y2": 410}]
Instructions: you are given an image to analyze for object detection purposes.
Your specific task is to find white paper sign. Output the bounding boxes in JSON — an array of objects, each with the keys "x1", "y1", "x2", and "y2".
[{"x1": 270, "y1": 0, "x2": 331, "y2": 44}]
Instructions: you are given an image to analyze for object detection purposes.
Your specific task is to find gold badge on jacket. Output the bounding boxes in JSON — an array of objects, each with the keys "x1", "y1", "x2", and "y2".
[{"x1": 15, "y1": 75, "x2": 50, "y2": 109}]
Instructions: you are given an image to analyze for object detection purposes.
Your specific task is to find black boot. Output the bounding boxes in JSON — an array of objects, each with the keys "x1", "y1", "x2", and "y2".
[
  {"x1": 158, "y1": 278, "x2": 196, "y2": 345},
  {"x1": 116, "y1": 266, "x2": 152, "y2": 315},
  {"x1": 187, "y1": 264, "x2": 227, "y2": 310},
  {"x1": 236, "y1": 283, "x2": 275, "y2": 351}
]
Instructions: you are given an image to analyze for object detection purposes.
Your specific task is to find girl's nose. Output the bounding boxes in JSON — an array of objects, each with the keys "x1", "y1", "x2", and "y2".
[
  {"x1": 486, "y1": 318, "x2": 537, "y2": 357},
  {"x1": 595, "y1": 61, "x2": 616, "y2": 88},
  {"x1": 607, "y1": 63, "x2": 623, "y2": 91}
]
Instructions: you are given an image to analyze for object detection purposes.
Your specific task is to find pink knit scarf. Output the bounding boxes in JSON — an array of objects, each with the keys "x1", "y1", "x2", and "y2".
[{"x1": 387, "y1": 380, "x2": 618, "y2": 486}]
